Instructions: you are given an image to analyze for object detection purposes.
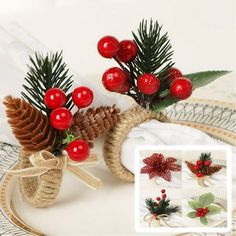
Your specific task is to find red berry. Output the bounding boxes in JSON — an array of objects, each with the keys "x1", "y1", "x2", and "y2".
[
  {"x1": 170, "y1": 77, "x2": 192, "y2": 100},
  {"x1": 72, "y1": 86, "x2": 94, "y2": 108},
  {"x1": 67, "y1": 140, "x2": 90, "y2": 162},
  {"x1": 204, "y1": 208, "x2": 209, "y2": 213},
  {"x1": 97, "y1": 36, "x2": 119, "y2": 58},
  {"x1": 196, "y1": 160, "x2": 203, "y2": 166},
  {"x1": 162, "y1": 194, "x2": 167, "y2": 199},
  {"x1": 102, "y1": 67, "x2": 128, "y2": 92},
  {"x1": 196, "y1": 172, "x2": 203, "y2": 178},
  {"x1": 193, "y1": 165, "x2": 201, "y2": 171},
  {"x1": 166, "y1": 67, "x2": 183, "y2": 81},
  {"x1": 50, "y1": 107, "x2": 73, "y2": 130},
  {"x1": 195, "y1": 212, "x2": 201, "y2": 217},
  {"x1": 156, "y1": 197, "x2": 161, "y2": 201},
  {"x1": 197, "y1": 208, "x2": 204, "y2": 212},
  {"x1": 44, "y1": 88, "x2": 67, "y2": 110},
  {"x1": 117, "y1": 40, "x2": 138, "y2": 63},
  {"x1": 204, "y1": 160, "x2": 211, "y2": 167},
  {"x1": 161, "y1": 189, "x2": 166, "y2": 193},
  {"x1": 118, "y1": 83, "x2": 131, "y2": 93},
  {"x1": 137, "y1": 73, "x2": 160, "y2": 95},
  {"x1": 200, "y1": 212, "x2": 205, "y2": 217}
]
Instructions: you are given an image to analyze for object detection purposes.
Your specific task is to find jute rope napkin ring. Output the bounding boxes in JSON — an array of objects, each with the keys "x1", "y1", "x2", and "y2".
[
  {"x1": 3, "y1": 150, "x2": 102, "y2": 208},
  {"x1": 103, "y1": 106, "x2": 170, "y2": 183}
]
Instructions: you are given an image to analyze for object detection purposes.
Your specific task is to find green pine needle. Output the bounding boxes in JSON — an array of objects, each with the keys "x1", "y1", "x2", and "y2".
[
  {"x1": 21, "y1": 51, "x2": 74, "y2": 116},
  {"x1": 132, "y1": 19, "x2": 174, "y2": 77},
  {"x1": 199, "y1": 152, "x2": 212, "y2": 162}
]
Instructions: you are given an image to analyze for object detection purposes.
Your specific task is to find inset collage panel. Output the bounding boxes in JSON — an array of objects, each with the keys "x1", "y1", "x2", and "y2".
[{"x1": 135, "y1": 146, "x2": 232, "y2": 234}]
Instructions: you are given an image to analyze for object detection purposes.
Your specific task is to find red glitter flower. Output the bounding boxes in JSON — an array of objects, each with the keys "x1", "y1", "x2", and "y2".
[{"x1": 140, "y1": 153, "x2": 181, "y2": 182}]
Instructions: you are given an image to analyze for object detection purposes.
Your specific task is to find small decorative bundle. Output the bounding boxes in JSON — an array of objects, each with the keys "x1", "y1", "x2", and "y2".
[
  {"x1": 185, "y1": 153, "x2": 222, "y2": 187},
  {"x1": 187, "y1": 192, "x2": 221, "y2": 225},
  {"x1": 144, "y1": 189, "x2": 180, "y2": 227},
  {"x1": 99, "y1": 19, "x2": 230, "y2": 182},
  {"x1": 3, "y1": 51, "x2": 119, "y2": 208},
  {"x1": 140, "y1": 153, "x2": 181, "y2": 183}
]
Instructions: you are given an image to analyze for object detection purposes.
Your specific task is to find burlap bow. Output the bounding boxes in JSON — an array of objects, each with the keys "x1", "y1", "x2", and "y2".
[
  {"x1": 144, "y1": 213, "x2": 170, "y2": 227},
  {"x1": 3, "y1": 150, "x2": 102, "y2": 189}
]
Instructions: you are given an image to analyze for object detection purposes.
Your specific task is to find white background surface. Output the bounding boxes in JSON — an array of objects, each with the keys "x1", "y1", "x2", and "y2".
[{"x1": 0, "y1": 1, "x2": 235, "y2": 235}]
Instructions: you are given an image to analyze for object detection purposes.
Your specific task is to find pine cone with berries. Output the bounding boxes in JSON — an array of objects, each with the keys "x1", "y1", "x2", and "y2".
[
  {"x1": 3, "y1": 96, "x2": 57, "y2": 152},
  {"x1": 70, "y1": 105, "x2": 120, "y2": 141},
  {"x1": 185, "y1": 161, "x2": 222, "y2": 176}
]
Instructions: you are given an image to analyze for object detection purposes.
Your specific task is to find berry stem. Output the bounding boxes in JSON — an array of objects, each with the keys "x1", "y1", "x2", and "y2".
[{"x1": 113, "y1": 56, "x2": 129, "y2": 73}]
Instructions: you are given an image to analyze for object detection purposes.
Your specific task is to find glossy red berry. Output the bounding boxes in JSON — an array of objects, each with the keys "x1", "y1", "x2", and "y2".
[
  {"x1": 44, "y1": 88, "x2": 67, "y2": 110},
  {"x1": 197, "y1": 208, "x2": 204, "y2": 212},
  {"x1": 204, "y1": 160, "x2": 211, "y2": 167},
  {"x1": 162, "y1": 194, "x2": 167, "y2": 199},
  {"x1": 193, "y1": 165, "x2": 201, "y2": 171},
  {"x1": 72, "y1": 86, "x2": 94, "y2": 108},
  {"x1": 196, "y1": 160, "x2": 203, "y2": 166},
  {"x1": 117, "y1": 40, "x2": 138, "y2": 63},
  {"x1": 137, "y1": 73, "x2": 160, "y2": 95},
  {"x1": 50, "y1": 107, "x2": 73, "y2": 130},
  {"x1": 156, "y1": 197, "x2": 161, "y2": 201},
  {"x1": 102, "y1": 67, "x2": 128, "y2": 92},
  {"x1": 97, "y1": 36, "x2": 120, "y2": 58},
  {"x1": 166, "y1": 67, "x2": 183, "y2": 81},
  {"x1": 161, "y1": 189, "x2": 166, "y2": 193},
  {"x1": 200, "y1": 212, "x2": 205, "y2": 217},
  {"x1": 170, "y1": 77, "x2": 192, "y2": 100},
  {"x1": 67, "y1": 140, "x2": 90, "y2": 162},
  {"x1": 195, "y1": 212, "x2": 201, "y2": 217},
  {"x1": 196, "y1": 172, "x2": 203, "y2": 178},
  {"x1": 204, "y1": 208, "x2": 209, "y2": 213},
  {"x1": 118, "y1": 83, "x2": 131, "y2": 93}
]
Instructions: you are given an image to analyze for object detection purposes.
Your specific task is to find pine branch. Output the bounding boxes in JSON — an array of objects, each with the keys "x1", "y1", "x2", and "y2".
[
  {"x1": 132, "y1": 19, "x2": 174, "y2": 78},
  {"x1": 21, "y1": 51, "x2": 74, "y2": 116},
  {"x1": 200, "y1": 152, "x2": 212, "y2": 162}
]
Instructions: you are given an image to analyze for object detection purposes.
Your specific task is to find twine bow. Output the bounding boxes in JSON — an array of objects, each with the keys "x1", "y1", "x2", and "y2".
[
  {"x1": 3, "y1": 150, "x2": 102, "y2": 189},
  {"x1": 144, "y1": 213, "x2": 170, "y2": 227},
  {"x1": 191, "y1": 174, "x2": 212, "y2": 187}
]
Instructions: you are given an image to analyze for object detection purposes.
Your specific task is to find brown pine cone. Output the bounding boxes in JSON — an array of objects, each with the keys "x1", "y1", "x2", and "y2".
[
  {"x1": 71, "y1": 105, "x2": 120, "y2": 141},
  {"x1": 3, "y1": 96, "x2": 57, "y2": 152},
  {"x1": 185, "y1": 161, "x2": 222, "y2": 176}
]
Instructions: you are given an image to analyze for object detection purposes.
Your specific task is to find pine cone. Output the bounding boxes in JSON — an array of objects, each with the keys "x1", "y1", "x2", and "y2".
[
  {"x1": 202, "y1": 165, "x2": 222, "y2": 176},
  {"x1": 3, "y1": 96, "x2": 57, "y2": 152},
  {"x1": 71, "y1": 105, "x2": 120, "y2": 141},
  {"x1": 185, "y1": 161, "x2": 222, "y2": 176}
]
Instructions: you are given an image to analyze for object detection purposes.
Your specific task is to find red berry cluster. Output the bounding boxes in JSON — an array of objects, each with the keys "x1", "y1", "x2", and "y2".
[
  {"x1": 155, "y1": 189, "x2": 167, "y2": 204},
  {"x1": 97, "y1": 36, "x2": 193, "y2": 104},
  {"x1": 194, "y1": 159, "x2": 212, "y2": 178},
  {"x1": 195, "y1": 207, "x2": 209, "y2": 217},
  {"x1": 44, "y1": 86, "x2": 93, "y2": 162}
]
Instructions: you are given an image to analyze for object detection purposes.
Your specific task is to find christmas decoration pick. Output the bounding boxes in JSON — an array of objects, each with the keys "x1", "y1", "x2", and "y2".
[
  {"x1": 144, "y1": 189, "x2": 180, "y2": 227},
  {"x1": 101, "y1": 19, "x2": 230, "y2": 183},
  {"x1": 187, "y1": 192, "x2": 221, "y2": 225},
  {"x1": 140, "y1": 153, "x2": 181, "y2": 182},
  {"x1": 185, "y1": 152, "x2": 223, "y2": 187},
  {"x1": 3, "y1": 51, "x2": 120, "y2": 208}
]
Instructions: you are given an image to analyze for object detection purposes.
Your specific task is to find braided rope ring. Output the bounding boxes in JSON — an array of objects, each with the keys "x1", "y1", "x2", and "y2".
[{"x1": 103, "y1": 106, "x2": 170, "y2": 183}]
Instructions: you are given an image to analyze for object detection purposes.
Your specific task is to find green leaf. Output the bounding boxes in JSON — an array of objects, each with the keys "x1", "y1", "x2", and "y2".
[
  {"x1": 188, "y1": 200, "x2": 203, "y2": 210},
  {"x1": 187, "y1": 211, "x2": 197, "y2": 218},
  {"x1": 199, "y1": 193, "x2": 215, "y2": 207},
  {"x1": 185, "y1": 70, "x2": 231, "y2": 89},
  {"x1": 151, "y1": 98, "x2": 178, "y2": 112},
  {"x1": 207, "y1": 205, "x2": 221, "y2": 215},
  {"x1": 200, "y1": 216, "x2": 208, "y2": 225}
]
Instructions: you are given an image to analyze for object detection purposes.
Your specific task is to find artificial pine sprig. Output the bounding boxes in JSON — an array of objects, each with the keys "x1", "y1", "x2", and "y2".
[
  {"x1": 132, "y1": 19, "x2": 174, "y2": 77},
  {"x1": 21, "y1": 51, "x2": 74, "y2": 116},
  {"x1": 145, "y1": 189, "x2": 180, "y2": 216}
]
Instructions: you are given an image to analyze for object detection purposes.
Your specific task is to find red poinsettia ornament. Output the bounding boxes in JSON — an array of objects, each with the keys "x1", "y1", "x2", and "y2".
[{"x1": 140, "y1": 153, "x2": 181, "y2": 182}]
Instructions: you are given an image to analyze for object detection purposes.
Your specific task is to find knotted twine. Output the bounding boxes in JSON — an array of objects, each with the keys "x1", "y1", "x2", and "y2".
[
  {"x1": 143, "y1": 213, "x2": 171, "y2": 227},
  {"x1": 2, "y1": 150, "x2": 102, "y2": 207}
]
